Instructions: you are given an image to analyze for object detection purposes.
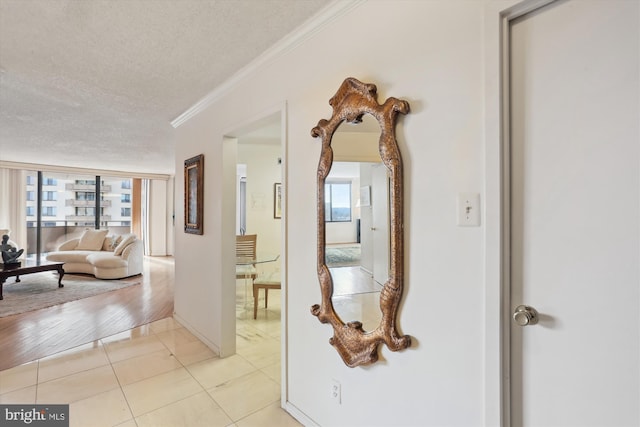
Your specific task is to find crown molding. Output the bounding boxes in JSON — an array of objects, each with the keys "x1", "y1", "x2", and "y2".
[
  {"x1": 170, "y1": 0, "x2": 365, "y2": 129},
  {"x1": 0, "y1": 161, "x2": 172, "y2": 180}
]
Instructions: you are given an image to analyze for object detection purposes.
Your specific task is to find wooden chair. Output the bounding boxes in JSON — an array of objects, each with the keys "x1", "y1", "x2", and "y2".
[
  {"x1": 253, "y1": 271, "x2": 281, "y2": 319},
  {"x1": 236, "y1": 234, "x2": 257, "y2": 281}
]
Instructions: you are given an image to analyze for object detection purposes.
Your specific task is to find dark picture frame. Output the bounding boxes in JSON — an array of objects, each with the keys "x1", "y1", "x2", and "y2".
[
  {"x1": 274, "y1": 182, "x2": 282, "y2": 219},
  {"x1": 184, "y1": 154, "x2": 204, "y2": 235}
]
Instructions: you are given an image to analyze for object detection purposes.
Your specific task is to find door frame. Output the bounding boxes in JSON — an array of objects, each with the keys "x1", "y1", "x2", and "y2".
[
  {"x1": 221, "y1": 103, "x2": 290, "y2": 408},
  {"x1": 493, "y1": 1, "x2": 557, "y2": 426},
  {"x1": 370, "y1": 163, "x2": 390, "y2": 286},
  {"x1": 483, "y1": 0, "x2": 559, "y2": 425}
]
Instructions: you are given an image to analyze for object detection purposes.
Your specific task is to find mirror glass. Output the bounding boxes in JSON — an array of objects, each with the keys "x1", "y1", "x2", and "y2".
[{"x1": 325, "y1": 115, "x2": 386, "y2": 331}]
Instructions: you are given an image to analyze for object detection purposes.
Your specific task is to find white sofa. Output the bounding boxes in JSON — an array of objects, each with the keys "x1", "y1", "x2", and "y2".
[{"x1": 47, "y1": 229, "x2": 143, "y2": 279}]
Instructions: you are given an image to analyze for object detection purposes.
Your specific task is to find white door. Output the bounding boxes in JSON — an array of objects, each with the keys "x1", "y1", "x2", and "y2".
[
  {"x1": 509, "y1": 1, "x2": 639, "y2": 426},
  {"x1": 371, "y1": 164, "x2": 390, "y2": 286}
]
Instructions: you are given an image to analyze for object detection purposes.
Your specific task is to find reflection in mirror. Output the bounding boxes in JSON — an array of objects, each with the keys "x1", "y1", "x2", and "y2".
[
  {"x1": 326, "y1": 117, "x2": 388, "y2": 331},
  {"x1": 311, "y1": 77, "x2": 411, "y2": 367}
]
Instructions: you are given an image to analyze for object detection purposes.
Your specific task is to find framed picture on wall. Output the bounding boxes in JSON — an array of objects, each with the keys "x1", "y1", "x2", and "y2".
[
  {"x1": 274, "y1": 182, "x2": 282, "y2": 219},
  {"x1": 360, "y1": 185, "x2": 371, "y2": 207},
  {"x1": 184, "y1": 154, "x2": 204, "y2": 234}
]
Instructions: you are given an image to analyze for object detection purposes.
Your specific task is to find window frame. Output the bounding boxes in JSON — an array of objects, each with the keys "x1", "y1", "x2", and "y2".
[{"x1": 324, "y1": 181, "x2": 352, "y2": 223}]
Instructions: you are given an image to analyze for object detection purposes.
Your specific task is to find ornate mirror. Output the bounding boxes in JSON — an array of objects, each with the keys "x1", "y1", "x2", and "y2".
[{"x1": 310, "y1": 77, "x2": 411, "y2": 367}]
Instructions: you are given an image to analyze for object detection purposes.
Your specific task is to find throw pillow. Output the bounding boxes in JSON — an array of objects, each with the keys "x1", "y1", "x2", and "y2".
[
  {"x1": 102, "y1": 235, "x2": 122, "y2": 251},
  {"x1": 76, "y1": 229, "x2": 109, "y2": 251},
  {"x1": 114, "y1": 234, "x2": 136, "y2": 256},
  {"x1": 102, "y1": 236, "x2": 113, "y2": 251}
]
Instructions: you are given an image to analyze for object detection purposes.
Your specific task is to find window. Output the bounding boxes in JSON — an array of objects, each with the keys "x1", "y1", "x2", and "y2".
[
  {"x1": 42, "y1": 191, "x2": 57, "y2": 201},
  {"x1": 121, "y1": 194, "x2": 131, "y2": 203},
  {"x1": 121, "y1": 208, "x2": 131, "y2": 216},
  {"x1": 42, "y1": 207, "x2": 56, "y2": 216},
  {"x1": 324, "y1": 182, "x2": 352, "y2": 222},
  {"x1": 76, "y1": 192, "x2": 95, "y2": 201},
  {"x1": 22, "y1": 173, "x2": 136, "y2": 258},
  {"x1": 121, "y1": 180, "x2": 132, "y2": 189},
  {"x1": 76, "y1": 207, "x2": 95, "y2": 216}
]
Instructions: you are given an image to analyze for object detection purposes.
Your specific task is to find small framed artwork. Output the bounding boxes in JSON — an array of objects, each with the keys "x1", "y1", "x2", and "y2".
[
  {"x1": 184, "y1": 154, "x2": 204, "y2": 235},
  {"x1": 273, "y1": 183, "x2": 282, "y2": 219},
  {"x1": 360, "y1": 185, "x2": 371, "y2": 207}
]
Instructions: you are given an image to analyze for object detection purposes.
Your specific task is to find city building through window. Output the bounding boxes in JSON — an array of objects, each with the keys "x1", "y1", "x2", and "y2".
[{"x1": 24, "y1": 172, "x2": 134, "y2": 255}]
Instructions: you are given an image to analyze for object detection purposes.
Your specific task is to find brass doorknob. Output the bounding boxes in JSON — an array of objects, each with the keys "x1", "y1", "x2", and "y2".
[{"x1": 513, "y1": 305, "x2": 539, "y2": 326}]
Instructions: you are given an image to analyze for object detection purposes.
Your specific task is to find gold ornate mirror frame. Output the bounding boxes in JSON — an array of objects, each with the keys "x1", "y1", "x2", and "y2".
[{"x1": 310, "y1": 77, "x2": 411, "y2": 367}]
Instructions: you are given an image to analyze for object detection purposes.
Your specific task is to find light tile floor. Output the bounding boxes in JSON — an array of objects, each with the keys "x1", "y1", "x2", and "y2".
[{"x1": 0, "y1": 280, "x2": 300, "y2": 427}]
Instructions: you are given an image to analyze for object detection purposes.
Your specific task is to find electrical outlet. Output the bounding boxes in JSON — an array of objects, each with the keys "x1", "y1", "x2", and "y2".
[
  {"x1": 457, "y1": 193, "x2": 480, "y2": 226},
  {"x1": 331, "y1": 379, "x2": 341, "y2": 404}
]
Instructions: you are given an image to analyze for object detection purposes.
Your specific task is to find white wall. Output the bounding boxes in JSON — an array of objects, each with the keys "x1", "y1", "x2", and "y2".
[
  {"x1": 173, "y1": 1, "x2": 511, "y2": 425},
  {"x1": 165, "y1": 177, "x2": 175, "y2": 256},
  {"x1": 237, "y1": 141, "x2": 282, "y2": 275},
  {"x1": 147, "y1": 179, "x2": 168, "y2": 256},
  {"x1": 359, "y1": 163, "x2": 373, "y2": 273}
]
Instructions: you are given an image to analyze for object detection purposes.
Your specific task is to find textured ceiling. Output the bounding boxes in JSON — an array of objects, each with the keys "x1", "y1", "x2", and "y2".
[{"x1": 0, "y1": 0, "x2": 328, "y2": 175}]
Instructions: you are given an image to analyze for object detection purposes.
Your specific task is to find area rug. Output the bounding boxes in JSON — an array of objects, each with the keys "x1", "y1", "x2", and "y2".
[
  {"x1": 0, "y1": 273, "x2": 141, "y2": 317},
  {"x1": 325, "y1": 245, "x2": 361, "y2": 267}
]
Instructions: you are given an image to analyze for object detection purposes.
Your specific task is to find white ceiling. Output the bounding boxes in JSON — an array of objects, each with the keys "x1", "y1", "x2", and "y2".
[{"x1": 0, "y1": 0, "x2": 329, "y2": 176}]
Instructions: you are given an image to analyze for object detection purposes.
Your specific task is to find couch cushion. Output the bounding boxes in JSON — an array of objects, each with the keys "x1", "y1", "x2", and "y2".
[
  {"x1": 76, "y1": 229, "x2": 109, "y2": 250},
  {"x1": 102, "y1": 235, "x2": 122, "y2": 251},
  {"x1": 114, "y1": 234, "x2": 136, "y2": 256},
  {"x1": 86, "y1": 252, "x2": 128, "y2": 268},
  {"x1": 47, "y1": 251, "x2": 93, "y2": 263}
]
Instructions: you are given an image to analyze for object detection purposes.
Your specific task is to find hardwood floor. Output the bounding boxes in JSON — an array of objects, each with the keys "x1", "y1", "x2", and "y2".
[{"x1": 0, "y1": 256, "x2": 174, "y2": 371}]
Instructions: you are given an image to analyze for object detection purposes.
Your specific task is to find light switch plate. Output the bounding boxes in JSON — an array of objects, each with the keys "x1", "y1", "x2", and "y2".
[{"x1": 457, "y1": 193, "x2": 480, "y2": 226}]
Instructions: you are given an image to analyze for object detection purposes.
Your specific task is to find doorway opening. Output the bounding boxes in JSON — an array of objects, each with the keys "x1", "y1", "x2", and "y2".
[{"x1": 225, "y1": 111, "x2": 284, "y2": 375}]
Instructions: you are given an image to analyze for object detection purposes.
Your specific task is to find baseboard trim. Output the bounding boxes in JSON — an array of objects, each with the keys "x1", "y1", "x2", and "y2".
[{"x1": 172, "y1": 312, "x2": 221, "y2": 356}]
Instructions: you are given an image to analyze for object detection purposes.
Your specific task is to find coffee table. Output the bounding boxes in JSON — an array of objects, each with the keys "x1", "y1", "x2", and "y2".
[{"x1": 0, "y1": 259, "x2": 65, "y2": 300}]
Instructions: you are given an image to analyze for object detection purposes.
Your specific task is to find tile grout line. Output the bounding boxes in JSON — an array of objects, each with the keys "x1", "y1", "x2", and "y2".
[
  {"x1": 179, "y1": 342, "x2": 237, "y2": 424},
  {"x1": 101, "y1": 336, "x2": 138, "y2": 427},
  {"x1": 119, "y1": 320, "x2": 186, "y2": 422},
  {"x1": 114, "y1": 318, "x2": 210, "y2": 422},
  {"x1": 129, "y1": 318, "x2": 247, "y2": 424},
  {"x1": 200, "y1": 353, "x2": 281, "y2": 423},
  {"x1": 3, "y1": 314, "x2": 285, "y2": 425}
]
